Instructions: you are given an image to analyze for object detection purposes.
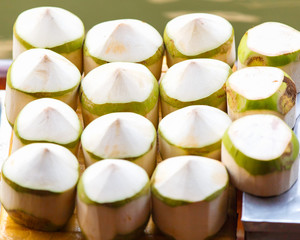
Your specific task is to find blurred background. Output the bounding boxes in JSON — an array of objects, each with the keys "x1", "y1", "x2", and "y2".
[{"x1": 0, "y1": 0, "x2": 300, "y2": 59}]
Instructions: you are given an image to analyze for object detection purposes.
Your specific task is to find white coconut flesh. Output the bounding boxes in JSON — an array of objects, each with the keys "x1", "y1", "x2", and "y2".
[
  {"x1": 159, "y1": 106, "x2": 231, "y2": 152},
  {"x1": 166, "y1": 13, "x2": 233, "y2": 56},
  {"x1": 81, "y1": 112, "x2": 156, "y2": 173},
  {"x1": 85, "y1": 19, "x2": 162, "y2": 62},
  {"x1": 10, "y1": 49, "x2": 80, "y2": 92},
  {"x1": 14, "y1": 98, "x2": 81, "y2": 146},
  {"x1": 161, "y1": 59, "x2": 230, "y2": 102},
  {"x1": 14, "y1": 6, "x2": 84, "y2": 49},
  {"x1": 246, "y1": 22, "x2": 300, "y2": 56},
  {"x1": 228, "y1": 67, "x2": 284, "y2": 100}
]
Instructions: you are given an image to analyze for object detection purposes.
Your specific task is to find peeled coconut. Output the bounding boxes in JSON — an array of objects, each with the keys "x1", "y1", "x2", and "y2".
[
  {"x1": 5, "y1": 48, "x2": 81, "y2": 126},
  {"x1": 0, "y1": 143, "x2": 79, "y2": 231},
  {"x1": 164, "y1": 13, "x2": 236, "y2": 68},
  {"x1": 158, "y1": 105, "x2": 231, "y2": 161},
  {"x1": 12, "y1": 98, "x2": 82, "y2": 155},
  {"x1": 84, "y1": 19, "x2": 164, "y2": 79},
  {"x1": 160, "y1": 59, "x2": 232, "y2": 117},
  {"x1": 226, "y1": 66, "x2": 296, "y2": 128},
  {"x1": 77, "y1": 159, "x2": 150, "y2": 240},
  {"x1": 13, "y1": 6, "x2": 85, "y2": 72},
  {"x1": 238, "y1": 22, "x2": 300, "y2": 92},
  {"x1": 81, "y1": 112, "x2": 157, "y2": 176},
  {"x1": 80, "y1": 62, "x2": 159, "y2": 127},
  {"x1": 151, "y1": 155, "x2": 229, "y2": 240},
  {"x1": 222, "y1": 114, "x2": 299, "y2": 197}
]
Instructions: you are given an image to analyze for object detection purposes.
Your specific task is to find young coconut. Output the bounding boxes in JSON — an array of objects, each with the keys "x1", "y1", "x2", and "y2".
[
  {"x1": 238, "y1": 22, "x2": 300, "y2": 92},
  {"x1": 226, "y1": 66, "x2": 296, "y2": 128},
  {"x1": 160, "y1": 59, "x2": 232, "y2": 117},
  {"x1": 13, "y1": 6, "x2": 85, "y2": 72},
  {"x1": 77, "y1": 159, "x2": 151, "y2": 240},
  {"x1": 80, "y1": 62, "x2": 159, "y2": 127},
  {"x1": 12, "y1": 98, "x2": 82, "y2": 155},
  {"x1": 5, "y1": 48, "x2": 81, "y2": 126},
  {"x1": 151, "y1": 155, "x2": 229, "y2": 240},
  {"x1": 222, "y1": 114, "x2": 299, "y2": 197},
  {"x1": 158, "y1": 105, "x2": 232, "y2": 161},
  {"x1": 84, "y1": 19, "x2": 164, "y2": 79},
  {"x1": 164, "y1": 13, "x2": 236, "y2": 68},
  {"x1": 0, "y1": 143, "x2": 79, "y2": 231},
  {"x1": 81, "y1": 112, "x2": 156, "y2": 176}
]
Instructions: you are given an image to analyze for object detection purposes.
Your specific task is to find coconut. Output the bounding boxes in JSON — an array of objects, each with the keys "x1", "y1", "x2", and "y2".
[
  {"x1": 158, "y1": 105, "x2": 231, "y2": 161},
  {"x1": 81, "y1": 112, "x2": 156, "y2": 176},
  {"x1": 5, "y1": 48, "x2": 81, "y2": 126},
  {"x1": 77, "y1": 159, "x2": 150, "y2": 240},
  {"x1": 13, "y1": 6, "x2": 85, "y2": 72},
  {"x1": 84, "y1": 19, "x2": 164, "y2": 79},
  {"x1": 0, "y1": 143, "x2": 79, "y2": 231},
  {"x1": 80, "y1": 62, "x2": 159, "y2": 127},
  {"x1": 222, "y1": 114, "x2": 299, "y2": 197},
  {"x1": 160, "y1": 59, "x2": 232, "y2": 117},
  {"x1": 12, "y1": 98, "x2": 82, "y2": 155},
  {"x1": 151, "y1": 155, "x2": 229, "y2": 240},
  {"x1": 164, "y1": 13, "x2": 235, "y2": 68},
  {"x1": 226, "y1": 66, "x2": 296, "y2": 128},
  {"x1": 238, "y1": 22, "x2": 300, "y2": 92}
]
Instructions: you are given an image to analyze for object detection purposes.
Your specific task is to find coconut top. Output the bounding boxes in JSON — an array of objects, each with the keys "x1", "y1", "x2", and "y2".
[
  {"x1": 82, "y1": 62, "x2": 156, "y2": 104},
  {"x1": 9, "y1": 49, "x2": 81, "y2": 92},
  {"x1": 228, "y1": 67, "x2": 285, "y2": 100},
  {"x1": 3, "y1": 143, "x2": 79, "y2": 192},
  {"x1": 153, "y1": 156, "x2": 228, "y2": 202},
  {"x1": 82, "y1": 112, "x2": 155, "y2": 158},
  {"x1": 227, "y1": 114, "x2": 292, "y2": 160},
  {"x1": 14, "y1": 6, "x2": 84, "y2": 48},
  {"x1": 85, "y1": 19, "x2": 163, "y2": 62},
  {"x1": 161, "y1": 59, "x2": 231, "y2": 101},
  {"x1": 165, "y1": 13, "x2": 233, "y2": 56},
  {"x1": 159, "y1": 105, "x2": 231, "y2": 148},
  {"x1": 82, "y1": 159, "x2": 149, "y2": 203},
  {"x1": 15, "y1": 98, "x2": 81, "y2": 144},
  {"x1": 246, "y1": 22, "x2": 300, "y2": 56}
]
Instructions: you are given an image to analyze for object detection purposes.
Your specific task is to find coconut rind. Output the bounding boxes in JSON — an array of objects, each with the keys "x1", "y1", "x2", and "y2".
[
  {"x1": 164, "y1": 30, "x2": 235, "y2": 68},
  {"x1": 221, "y1": 143, "x2": 299, "y2": 196}
]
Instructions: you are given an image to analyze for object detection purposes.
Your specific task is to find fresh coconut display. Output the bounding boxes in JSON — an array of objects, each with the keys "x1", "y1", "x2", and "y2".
[
  {"x1": 0, "y1": 143, "x2": 79, "y2": 231},
  {"x1": 5, "y1": 48, "x2": 81, "y2": 126},
  {"x1": 238, "y1": 22, "x2": 300, "y2": 92},
  {"x1": 77, "y1": 159, "x2": 150, "y2": 240},
  {"x1": 81, "y1": 112, "x2": 157, "y2": 176},
  {"x1": 80, "y1": 62, "x2": 159, "y2": 127},
  {"x1": 12, "y1": 98, "x2": 82, "y2": 155},
  {"x1": 226, "y1": 66, "x2": 296, "y2": 128},
  {"x1": 160, "y1": 59, "x2": 232, "y2": 117},
  {"x1": 164, "y1": 13, "x2": 236, "y2": 68},
  {"x1": 158, "y1": 105, "x2": 232, "y2": 161},
  {"x1": 13, "y1": 6, "x2": 85, "y2": 72},
  {"x1": 222, "y1": 114, "x2": 299, "y2": 197},
  {"x1": 84, "y1": 19, "x2": 164, "y2": 79},
  {"x1": 151, "y1": 155, "x2": 229, "y2": 240}
]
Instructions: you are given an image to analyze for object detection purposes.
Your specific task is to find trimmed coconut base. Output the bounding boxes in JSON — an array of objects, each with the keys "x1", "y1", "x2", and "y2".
[
  {"x1": 77, "y1": 194, "x2": 150, "y2": 240},
  {"x1": 221, "y1": 143, "x2": 299, "y2": 196},
  {"x1": 152, "y1": 189, "x2": 228, "y2": 240}
]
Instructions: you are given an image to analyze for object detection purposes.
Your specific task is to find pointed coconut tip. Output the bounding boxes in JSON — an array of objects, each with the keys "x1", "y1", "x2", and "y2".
[
  {"x1": 2, "y1": 143, "x2": 79, "y2": 193},
  {"x1": 81, "y1": 159, "x2": 149, "y2": 204},
  {"x1": 159, "y1": 105, "x2": 231, "y2": 148},
  {"x1": 153, "y1": 155, "x2": 228, "y2": 203},
  {"x1": 82, "y1": 112, "x2": 156, "y2": 159},
  {"x1": 85, "y1": 19, "x2": 163, "y2": 62}
]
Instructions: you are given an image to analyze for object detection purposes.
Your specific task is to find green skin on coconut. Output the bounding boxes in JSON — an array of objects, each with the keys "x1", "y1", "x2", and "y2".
[
  {"x1": 164, "y1": 29, "x2": 235, "y2": 68},
  {"x1": 77, "y1": 176, "x2": 151, "y2": 240},
  {"x1": 84, "y1": 44, "x2": 165, "y2": 80}
]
